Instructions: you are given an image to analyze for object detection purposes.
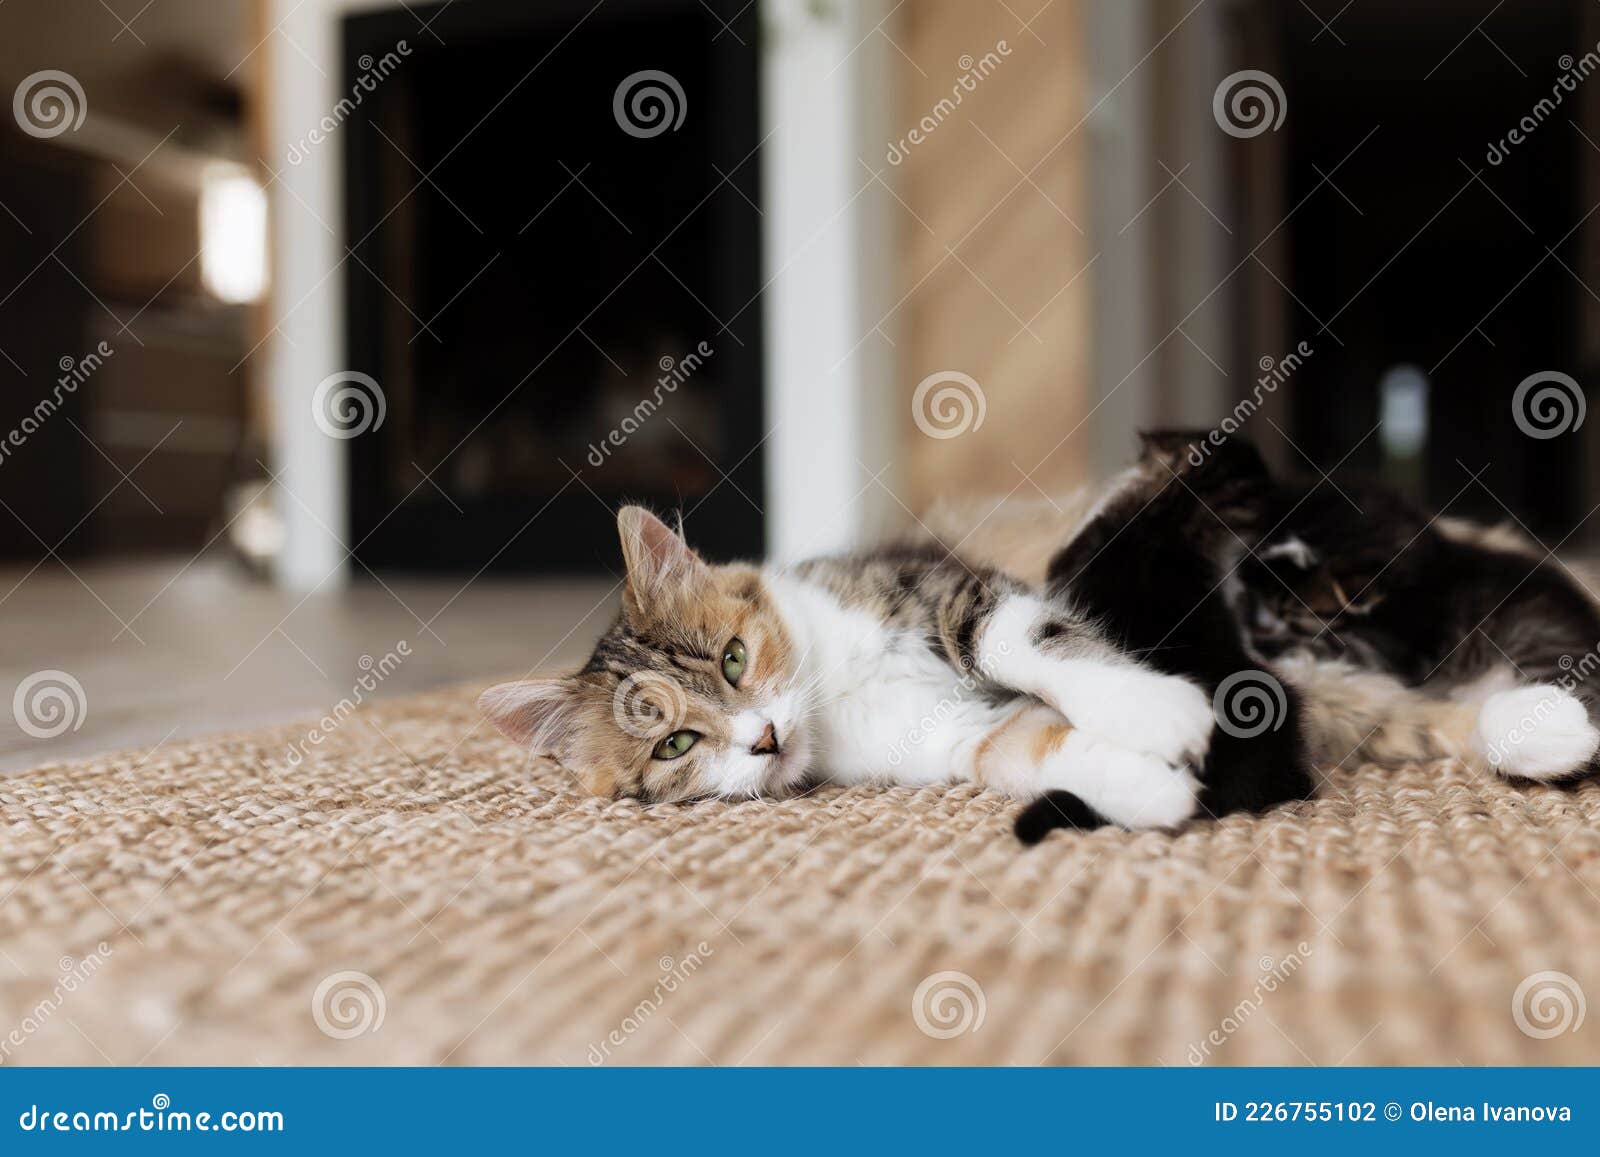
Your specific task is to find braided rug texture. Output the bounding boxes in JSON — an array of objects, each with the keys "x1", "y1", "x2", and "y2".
[{"x1": 2, "y1": 683, "x2": 1598, "y2": 1065}]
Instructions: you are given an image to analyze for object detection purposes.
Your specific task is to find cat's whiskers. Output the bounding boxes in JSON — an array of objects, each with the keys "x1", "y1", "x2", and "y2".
[
  {"x1": 783, "y1": 665, "x2": 829, "y2": 713},
  {"x1": 790, "y1": 673, "x2": 846, "y2": 718}
]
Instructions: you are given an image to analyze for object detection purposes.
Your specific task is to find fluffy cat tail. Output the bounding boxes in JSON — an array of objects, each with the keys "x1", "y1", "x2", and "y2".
[{"x1": 1278, "y1": 654, "x2": 1476, "y2": 778}]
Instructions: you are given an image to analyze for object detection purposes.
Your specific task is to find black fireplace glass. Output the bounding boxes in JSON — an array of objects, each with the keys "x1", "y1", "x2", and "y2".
[{"x1": 342, "y1": 0, "x2": 763, "y2": 573}]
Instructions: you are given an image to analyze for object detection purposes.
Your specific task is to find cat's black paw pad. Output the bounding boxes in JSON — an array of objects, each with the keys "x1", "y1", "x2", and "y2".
[{"x1": 1014, "y1": 790, "x2": 1107, "y2": 844}]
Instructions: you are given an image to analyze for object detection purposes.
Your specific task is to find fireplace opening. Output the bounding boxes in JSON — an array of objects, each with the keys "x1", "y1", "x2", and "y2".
[{"x1": 342, "y1": 0, "x2": 763, "y2": 573}]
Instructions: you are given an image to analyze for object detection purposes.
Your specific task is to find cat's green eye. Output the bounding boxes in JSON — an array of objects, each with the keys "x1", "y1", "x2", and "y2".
[
  {"x1": 653, "y1": 730, "x2": 700, "y2": 760},
  {"x1": 721, "y1": 637, "x2": 747, "y2": 686}
]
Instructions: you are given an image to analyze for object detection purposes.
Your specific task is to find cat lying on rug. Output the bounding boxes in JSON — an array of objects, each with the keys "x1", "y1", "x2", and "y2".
[{"x1": 480, "y1": 433, "x2": 1600, "y2": 840}]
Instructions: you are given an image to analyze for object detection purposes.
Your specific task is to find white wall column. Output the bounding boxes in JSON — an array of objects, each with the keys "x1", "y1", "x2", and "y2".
[
  {"x1": 760, "y1": 0, "x2": 898, "y2": 562},
  {"x1": 264, "y1": 0, "x2": 355, "y2": 590}
]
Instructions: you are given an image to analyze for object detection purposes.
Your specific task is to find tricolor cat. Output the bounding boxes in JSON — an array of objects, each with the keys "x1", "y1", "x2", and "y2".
[{"x1": 480, "y1": 434, "x2": 1600, "y2": 841}]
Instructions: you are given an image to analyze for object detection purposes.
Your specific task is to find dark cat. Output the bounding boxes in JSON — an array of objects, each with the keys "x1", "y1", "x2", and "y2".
[{"x1": 1016, "y1": 432, "x2": 1600, "y2": 842}]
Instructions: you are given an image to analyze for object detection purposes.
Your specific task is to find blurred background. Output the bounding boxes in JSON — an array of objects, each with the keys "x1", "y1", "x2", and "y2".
[{"x1": 2, "y1": 0, "x2": 1597, "y2": 766}]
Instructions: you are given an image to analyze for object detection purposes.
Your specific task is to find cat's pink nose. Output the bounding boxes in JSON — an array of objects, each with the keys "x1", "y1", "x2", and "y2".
[{"x1": 750, "y1": 722, "x2": 780, "y2": 756}]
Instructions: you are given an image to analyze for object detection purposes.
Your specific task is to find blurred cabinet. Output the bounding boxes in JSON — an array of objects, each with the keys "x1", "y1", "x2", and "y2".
[{"x1": 0, "y1": 124, "x2": 248, "y2": 561}]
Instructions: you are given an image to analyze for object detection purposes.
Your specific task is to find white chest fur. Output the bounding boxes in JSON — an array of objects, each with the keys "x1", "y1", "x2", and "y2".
[{"x1": 765, "y1": 573, "x2": 1006, "y2": 786}]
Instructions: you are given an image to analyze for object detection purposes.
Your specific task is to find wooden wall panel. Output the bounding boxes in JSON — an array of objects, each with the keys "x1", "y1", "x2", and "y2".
[{"x1": 891, "y1": 0, "x2": 1093, "y2": 514}]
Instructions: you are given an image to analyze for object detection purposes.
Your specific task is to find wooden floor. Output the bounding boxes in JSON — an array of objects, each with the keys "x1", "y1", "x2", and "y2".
[{"x1": 0, "y1": 556, "x2": 618, "y2": 772}]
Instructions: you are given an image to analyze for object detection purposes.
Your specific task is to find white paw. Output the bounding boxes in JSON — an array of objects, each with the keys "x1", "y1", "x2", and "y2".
[
  {"x1": 1063, "y1": 669, "x2": 1215, "y2": 766},
  {"x1": 1476, "y1": 685, "x2": 1599, "y2": 781},
  {"x1": 1047, "y1": 733, "x2": 1200, "y2": 829}
]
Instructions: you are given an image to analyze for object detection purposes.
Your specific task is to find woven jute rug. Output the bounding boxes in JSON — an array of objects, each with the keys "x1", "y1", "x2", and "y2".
[{"x1": 2, "y1": 682, "x2": 1597, "y2": 1066}]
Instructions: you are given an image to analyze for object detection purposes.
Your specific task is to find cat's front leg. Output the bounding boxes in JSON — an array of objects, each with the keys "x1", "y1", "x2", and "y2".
[
  {"x1": 974, "y1": 593, "x2": 1215, "y2": 765},
  {"x1": 970, "y1": 701, "x2": 1200, "y2": 830}
]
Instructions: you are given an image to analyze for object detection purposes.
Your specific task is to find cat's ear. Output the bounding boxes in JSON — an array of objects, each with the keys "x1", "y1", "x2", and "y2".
[
  {"x1": 618, "y1": 505, "x2": 705, "y2": 614},
  {"x1": 478, "y1": 678, "x2": 585, "y2": 756},
  {"x1": 1138, "y1": 428, "x2": 1270, "y2": 481},
  {"x1": 1137, "y1": 429, "x2": 1214, "y2": 463}
]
